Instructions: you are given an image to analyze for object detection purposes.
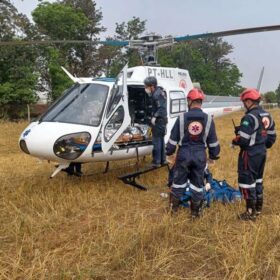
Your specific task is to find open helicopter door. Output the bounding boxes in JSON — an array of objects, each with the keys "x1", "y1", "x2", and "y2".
[{"x1": 101, "y1": 65, "x2": 131, "y2": 154}]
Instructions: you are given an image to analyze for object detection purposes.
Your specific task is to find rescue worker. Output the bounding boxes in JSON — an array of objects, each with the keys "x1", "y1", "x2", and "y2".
[
  {"x1": 232, "y1": 88, "x2": 276, "y2": 221},
  {"x1": 166, "y1": 88, "x2": 220, "y2": 217},
  {"x1": 63, "y1": 162, "x2": 83, "y2": 177},
  {"x1": 144, "y1": 76, "x2": 167, "y2": 167}
]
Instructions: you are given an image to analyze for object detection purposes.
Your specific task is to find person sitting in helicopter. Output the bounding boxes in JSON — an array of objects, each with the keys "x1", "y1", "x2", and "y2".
[{"x1": 144, "y1": 76, "x2": 167, "y2": 167}]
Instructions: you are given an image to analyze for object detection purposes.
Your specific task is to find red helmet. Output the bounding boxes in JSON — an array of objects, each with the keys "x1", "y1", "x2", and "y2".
[
  {"x1": 240, "y1": 88, "x2": 261, "y2": 101},
  {"x1": 187, "y1": 88, "x2": 205, "y2": 101}
]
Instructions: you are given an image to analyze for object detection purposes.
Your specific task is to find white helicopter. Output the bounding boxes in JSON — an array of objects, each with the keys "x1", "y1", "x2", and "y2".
[{"x1": 16, "y1": 25, "x2": 280, "y2": 179}]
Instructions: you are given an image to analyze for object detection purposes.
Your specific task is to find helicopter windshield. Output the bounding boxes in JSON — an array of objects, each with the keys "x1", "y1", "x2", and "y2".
[{"x1": 41, "y1": 83, "x2": 109, "y2": 126}]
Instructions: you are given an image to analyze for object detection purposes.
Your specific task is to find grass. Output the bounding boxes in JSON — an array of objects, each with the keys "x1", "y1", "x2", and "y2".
[{"x1": 0, "y1": 110, "x2": 279, "y2": 279}]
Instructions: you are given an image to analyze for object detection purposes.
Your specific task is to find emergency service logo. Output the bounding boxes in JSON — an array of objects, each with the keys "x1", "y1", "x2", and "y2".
[
  {"x1": 179, "y1": 79, "x2": 187, "y2": 89},
  {"x1": 262, "y1": 117, "x2": 270, "y2": 129},
  {"x1": 188, "y1": 121, "x2": 203, "y2": 135}
]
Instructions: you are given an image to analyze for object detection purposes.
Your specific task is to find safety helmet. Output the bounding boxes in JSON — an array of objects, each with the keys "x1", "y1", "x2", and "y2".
[
  {"x1": 187, "y1": 88, "x2": 205, "y2": 101},
  {"x1": 144, "y1": 76, "x2": 157, "y2": 87},
  {"x1": 240, "y1": 88, "x2": 261, "y2": 101}
]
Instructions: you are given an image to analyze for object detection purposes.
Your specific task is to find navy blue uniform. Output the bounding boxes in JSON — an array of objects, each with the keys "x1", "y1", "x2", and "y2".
[
  {"x1": 233, "y1": 106, "x2": 276, "y2": 212},
  {"x1": 151, "y1": 87, "x2": 167, "y2": 165},
  {"x1": 166, "y1": 108, "x2": 220, "y2": 204}
]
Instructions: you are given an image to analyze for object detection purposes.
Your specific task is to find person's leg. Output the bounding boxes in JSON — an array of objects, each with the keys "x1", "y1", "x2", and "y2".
[
  {"x1": 189, "y1": 150, "x2": 206, "y2": 218},
  {"x1": 75, "y1": 163, "x2": 83, "y2": 176},
  {"x1": 254, "y1": 153, "x2": 266, "y2": 215},
  {"x1": 152, "y1": 135, "x2": 161, "y2": 166},
  {"x1": 64, "y1": 162, "x2": 75, "y2": 175},
  {"x1": 170, "y1": 159, "x2": 189, "y2": 213},
  {"x1": 238, "y1": 151, "x2": 257, "y2": 221}
]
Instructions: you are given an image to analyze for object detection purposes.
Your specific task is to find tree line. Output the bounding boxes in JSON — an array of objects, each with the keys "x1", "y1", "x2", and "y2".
[{"x1": 0, "y1": 0, "x2": 279, "y2": 119}]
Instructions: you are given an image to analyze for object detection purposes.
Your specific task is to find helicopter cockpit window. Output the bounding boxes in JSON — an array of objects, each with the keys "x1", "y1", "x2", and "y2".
[
  {"x1": 170, "y1": 91, "x2": 186, "y2": 115},
  {"x1": 41, "y1": 83, "x2": 109, "y2": 126},
  {"x1": 106, "y1": 72, "x2": 124, "y2": 117},
  {"x1": 104, "y1": 106, "x2": 125, "y2": 142}
]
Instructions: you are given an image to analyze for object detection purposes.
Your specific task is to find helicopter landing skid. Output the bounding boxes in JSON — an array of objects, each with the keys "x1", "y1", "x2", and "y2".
[
  {"x1": 118, "y1": 164, "x2": 169, "y2": 191},
  {"x1": 50, "y1": 163, "x2": 70, "y2": 178}
]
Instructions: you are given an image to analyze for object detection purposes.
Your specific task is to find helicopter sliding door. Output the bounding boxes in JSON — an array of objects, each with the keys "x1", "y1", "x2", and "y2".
[{"x1": 101, "y1": 65, "x2": 131, "y2": 153}]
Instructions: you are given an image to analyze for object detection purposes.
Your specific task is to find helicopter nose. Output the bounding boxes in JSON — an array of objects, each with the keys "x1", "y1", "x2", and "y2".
[{"x1": 19, "y1": 122, "x2": 99, "y2": 161}]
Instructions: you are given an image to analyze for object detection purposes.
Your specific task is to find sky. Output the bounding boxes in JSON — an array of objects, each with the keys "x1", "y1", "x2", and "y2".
[{"x1": 12, "y1": 0, "x2": 280, "y2": 93}]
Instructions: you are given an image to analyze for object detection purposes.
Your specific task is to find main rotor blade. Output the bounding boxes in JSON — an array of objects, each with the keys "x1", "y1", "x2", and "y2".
[
  {"x1": 0, "y1": 39, "x2": 129, "y2": 47},
  {"x1": 175, "y1": 24, "x2": 280, "y2": 42}
]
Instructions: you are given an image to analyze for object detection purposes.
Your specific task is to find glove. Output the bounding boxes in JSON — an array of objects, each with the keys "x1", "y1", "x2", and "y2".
[
  {"x1": 205, "y1": 183, "x2": 211, "y2": 191},
  {"x1": 151, "y1": 117, "x2": 156, "y2": 126},
  {"x1": 232, "y1": 135, "x2": 240, "y2": 146}
]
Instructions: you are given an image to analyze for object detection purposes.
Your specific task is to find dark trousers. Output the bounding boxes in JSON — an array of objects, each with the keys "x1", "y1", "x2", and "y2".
[
  {"x1": 65, "y1": 162, "x2": 82, "y2": 175},
  {"x1": 152, "y1": 135, "x2": 166, "y2": 164},
  {"x1": 238, "y1": 150, "x2": 266, "y2": 202},
  {"x1": 171, "y1": 148, "x2": 206, "y2": 202}
]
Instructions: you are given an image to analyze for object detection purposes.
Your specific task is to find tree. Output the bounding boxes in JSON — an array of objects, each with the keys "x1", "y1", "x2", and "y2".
[
  {"x1": 32, "y1": 0, "x2": 105, "y2": 101},
  {"x1": 275, "y1": 83, "x2": 280, "y2": 104},
  {"x1": 98, "y1": 17, "x2": 146, "y2": 77},
  {"x1": 158, "y1": 38, "x2": 243, "y2": 96},
  {"x1": 0, "y1": 0, "x2": 38, "y2": 118},
  {"x1": 263, "y1": 91, "x2": 277, "y2": 103}
]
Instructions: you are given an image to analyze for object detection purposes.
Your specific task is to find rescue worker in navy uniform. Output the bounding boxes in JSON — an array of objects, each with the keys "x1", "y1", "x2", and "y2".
[
  {"x1": 232, "y1": 88, "x2": 276, "y2": 221},
  {"x1": 144, "y1": 76, "x2": 167, "y2": 167},
  {"x1": 166, "y1": 88, "x2": 220, "y2": 217}
]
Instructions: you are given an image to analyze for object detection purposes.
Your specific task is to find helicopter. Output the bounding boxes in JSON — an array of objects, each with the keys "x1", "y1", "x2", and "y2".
[{"x1": 15, "y1": 24, "x2": 280, "y2": 179}]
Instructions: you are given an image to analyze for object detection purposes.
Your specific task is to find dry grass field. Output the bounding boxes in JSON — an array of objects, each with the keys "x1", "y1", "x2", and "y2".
[{"x1": 0, "y1": 110, "x2": 279, "y2": 280}]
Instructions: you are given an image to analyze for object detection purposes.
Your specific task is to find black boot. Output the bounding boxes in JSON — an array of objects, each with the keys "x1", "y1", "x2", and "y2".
[
  {"x1": 238, "y1": 199, "x2": 257, "y2": 221},
  {"x1": 169, "y1": 193, "x2": 180, "y2": 214},
  {"x1": 190, "y1": 199, "x2": 202, "y2": 219},
  {"x1": 256, "y1": 197, "x2": 263, "y2": 216},
  {"x1": 74, "y1": 163, "x2": 83, "y2": 177}
]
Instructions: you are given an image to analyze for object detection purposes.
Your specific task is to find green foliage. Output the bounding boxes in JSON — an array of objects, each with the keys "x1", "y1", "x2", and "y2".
[
  {"x1": 0, "y1": 1, "x2": 38, "y2": 119},
  {"x1": 263, "y1": 91, "x2": 277, "y2": 103},
  {"x1": 32, "y1": 1, "x2": 105, "y2": 101},
  {"x1": 159, "y1": 38, "x2": 243, "y2": 95},
  {"x1": 0, "y1": 1, "x2": 247, "y2": 120},
  {"x1": 32, "y1": 2, "x2": 90, "y2": 40},
  {"x1": 115, "y1": 16, "x2": 146, "y2": 40},
  {"x1": 47, "y1": 48, "x2": 73, "y2": 100},
  {"x1": 99, "y1": 17, "x2": 146, "y2": 77},
  {"x1": 275, "y1": 83, "x2": 280, "y2": 104}
]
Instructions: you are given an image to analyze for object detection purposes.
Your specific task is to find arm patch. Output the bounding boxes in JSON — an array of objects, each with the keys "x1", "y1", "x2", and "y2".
[{"x1": 242, "y1": 120, "x2": 250, "y2": 126}]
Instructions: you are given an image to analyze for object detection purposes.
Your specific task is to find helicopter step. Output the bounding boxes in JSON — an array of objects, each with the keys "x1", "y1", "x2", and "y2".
[{"x1": 118, "y1": 163, "x2": 169, "y2": 191}]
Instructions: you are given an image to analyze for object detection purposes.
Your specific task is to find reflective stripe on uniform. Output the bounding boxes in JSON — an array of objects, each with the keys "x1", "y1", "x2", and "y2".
[
  {"x1": 268, "y1": 116, "x2": 274, "y2": 129},
  {"x1": 208, "y1": 141, "x2": 219, "y2": 147},
  {"x1": 203, "y1": 115, "x2": 212, "y2": 146},
  {"x1": 179, "y1": 113, "x2": 185, "y2": 146},
  {"x1": 168, "y1": 138, "x2": 177, "y2": 146},
  {"x1": 239, "y1": 182, "x2": 256, "y2": 189},
  {"x1": 256, "y1": 178, "x2": 263, "y2": 183},
  {"x1": 259, "y1": 112, "x2": 269, "y2": 117},
  {"x1": 239, "y1": 131, "x2": 251, "y2": 139},
  {"x1": 172, "y1": 182, "x2": 187, "y2": 189},
  {"x1": 189, "y1": 183, "x2": 204, "y2": 192},
  {"x1": 267, "y1": 130, "x2": 276, "y2": 135},
  {"x1": 248, "y1": 113, "x2": 259, "y2": 130},
  {"x1": 249, "y1": 132, "x2": 257, "y2": 146}
]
